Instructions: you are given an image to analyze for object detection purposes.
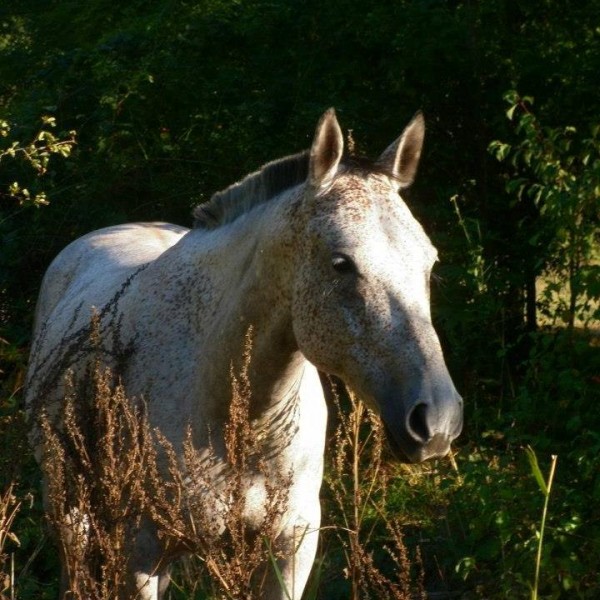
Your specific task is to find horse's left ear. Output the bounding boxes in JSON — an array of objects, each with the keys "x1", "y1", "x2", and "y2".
[
  {"x1": 376, "y1": 111, "x2": 425, "y2": 189},
  {"x1": 309, "y1": 108, "x2": 344, "y2": 189}
]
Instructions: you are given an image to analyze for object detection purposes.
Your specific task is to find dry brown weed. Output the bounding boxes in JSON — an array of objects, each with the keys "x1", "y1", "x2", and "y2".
[
  {"x1": 149, "y1": 329, "x2": 294, "y2": 599},
  {"x1": 327, "y1": 381, "x2": 426, "y2": 600},
  {"x1": 41, "y1": 325, "x2": 293, "y2": 600},
  {"x1": 0, "y1": 483, "x2": 21, "y2": 600}
]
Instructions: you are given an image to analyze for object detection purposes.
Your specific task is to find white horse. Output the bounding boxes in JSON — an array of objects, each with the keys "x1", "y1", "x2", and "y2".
[{"x1": 25, "y1": 109, "x2": 463, "y2": 599}]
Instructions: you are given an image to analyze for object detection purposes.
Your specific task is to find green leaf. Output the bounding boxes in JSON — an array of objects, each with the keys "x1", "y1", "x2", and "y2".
[
  {"x1": 488, "y1": 140, "x2": 512, "y2": 161},
  {"x1": 503, "y1": 89, "x2": 520, "y2": 104},
  {"x1": 41, "y1": 115, "x2": 57, "y2": 127},
  {"x1": 264, "y1": 537, "x2": 292, "y2": 600},
  {"x1": 506, "y1": 103, "x2": 518, "y2": 121},
  {"x1": 525, "y1": 446, "x2": 548, "y2": 496}
]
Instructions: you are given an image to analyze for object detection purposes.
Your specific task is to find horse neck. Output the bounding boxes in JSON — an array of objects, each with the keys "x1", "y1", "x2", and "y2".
[{"x1": 189, "y1": 188, "x2": 307, "y2": 422}]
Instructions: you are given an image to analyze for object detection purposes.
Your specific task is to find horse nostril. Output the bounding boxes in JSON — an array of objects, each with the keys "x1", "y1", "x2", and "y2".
[{"x1": 407, "y1": 403, "x2": 431, "y2": 443}]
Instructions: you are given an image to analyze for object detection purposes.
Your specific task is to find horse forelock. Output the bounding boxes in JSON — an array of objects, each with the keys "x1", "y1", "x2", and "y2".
[{"x1": 192, "y1": 150, "x2": 399, "y2": 230}]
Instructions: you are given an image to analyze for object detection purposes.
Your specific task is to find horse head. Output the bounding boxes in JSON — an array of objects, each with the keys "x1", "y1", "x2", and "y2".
[{"x1": 292, "y1": 109, "x2": 463, "y2": 463}]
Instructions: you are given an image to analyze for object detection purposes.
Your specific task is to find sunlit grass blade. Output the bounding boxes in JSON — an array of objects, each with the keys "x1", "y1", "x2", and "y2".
[
  {"x1": 264, "y1": 538, "x2": 292, "y2": 600},
  {"x1": 525, "y1": 445, "x2": 548, "y2": 496},
  {"x1": 525, "y1": 447, "x2": 558, "y2": 600}
]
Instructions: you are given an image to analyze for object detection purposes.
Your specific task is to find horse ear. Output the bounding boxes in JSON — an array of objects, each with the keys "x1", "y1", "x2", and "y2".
[
  {"x1": 376, "y1": 111, "x2": 425, "y2": 189},
  {"x1": 309, "y1": 108, "x2": 344, "y2": 189}
]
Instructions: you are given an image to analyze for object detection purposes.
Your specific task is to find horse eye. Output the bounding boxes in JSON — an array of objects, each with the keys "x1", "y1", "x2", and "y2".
[{"x1": 331, "y1": 253, "x2": 356, "y2": 274}]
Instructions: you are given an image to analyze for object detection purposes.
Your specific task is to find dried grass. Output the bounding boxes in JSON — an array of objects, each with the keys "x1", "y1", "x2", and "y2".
[
  {"x1": 40, "y1": 325, "x2": 293, "y2": 599},
  {"x1": 0, "y1": 484, "x2": 21, "y2": 600},
  {"x1": 41, "y1": 363, "x2": 156, "y2": 599},
  {"x1": 148, "y1": 330, "x2": 294, "y2": 599},
  {"x1": 37, "y1": 319, "x2": 424, "y2": 599},
  {"x1": 327, "y1": 382, "x2": 426, "y2": 600}
]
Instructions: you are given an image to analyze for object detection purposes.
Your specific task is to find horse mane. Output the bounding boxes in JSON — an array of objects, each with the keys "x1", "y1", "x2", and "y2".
[
  {"x1": 192, "y1": 150, "x2": 399, "y2": 230},
  {"x1": 193, "y1": 151, "x2": 310, "y2": 229}
]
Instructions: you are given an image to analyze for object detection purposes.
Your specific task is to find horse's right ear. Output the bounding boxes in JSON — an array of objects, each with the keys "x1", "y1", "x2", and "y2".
[
  {"x1": 376, "y1": 111, "x2": 425, "y2": 189},
  {"x1": 309, "y1": 108, "x2": 344, "y2": 189}
]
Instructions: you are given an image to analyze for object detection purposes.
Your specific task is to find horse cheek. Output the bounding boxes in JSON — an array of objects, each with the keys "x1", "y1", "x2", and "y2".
[{"x1": 292, "y1": 286, "x2": 341, "y2": 374}]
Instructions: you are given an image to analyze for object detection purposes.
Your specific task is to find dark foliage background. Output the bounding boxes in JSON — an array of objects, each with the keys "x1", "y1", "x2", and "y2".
[{"x1": 1, "y1": 1, "x2": 599, "y2": 598}]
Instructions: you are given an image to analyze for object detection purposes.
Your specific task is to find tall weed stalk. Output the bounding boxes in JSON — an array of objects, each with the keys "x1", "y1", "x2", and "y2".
[
  {"x1": 0, "y1": 484, "x2": 21, "y2": 600},
  {"x1": 39, "y1": 322, "x2": 429, "y2": 599},
  {"x1": 327, "y1": 383, "x2": 426, "y2": 600},
  {"x1": 151, "y1": 330, "x2": 294, "y2": 599},
  {"x1": 41, "y1": 363, "x2": 157, "y2": 599},
  {"x1": 525, "y1": 447, "x2": 558, "y2": 600}
]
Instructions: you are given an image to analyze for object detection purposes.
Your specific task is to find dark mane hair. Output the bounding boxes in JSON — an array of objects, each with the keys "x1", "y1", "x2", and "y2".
[
  {"x1": 193, "y1": 151, "x2": 310, "y2": 229},
  {"x1": 192, "y1": 150, "x2": 397, "y2": 229}
]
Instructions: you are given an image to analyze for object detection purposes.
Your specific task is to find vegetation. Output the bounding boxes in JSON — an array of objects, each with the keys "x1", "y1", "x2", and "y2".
[
  {"x1": 1, "y1": 0, "x2": 599, "y2": 598},
  {"x1": 38, "y1": 326, "x2": 298, "y2": 599}
]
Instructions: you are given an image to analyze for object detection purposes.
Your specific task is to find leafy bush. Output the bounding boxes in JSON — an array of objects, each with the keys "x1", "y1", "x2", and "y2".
[{"x1": 489, "y1": 90, "x2": 600, "y2": 331}]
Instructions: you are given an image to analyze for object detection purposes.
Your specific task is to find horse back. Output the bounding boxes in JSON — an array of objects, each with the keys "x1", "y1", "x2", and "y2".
[
  {"x1": 26, "y1": 223, "x2": 188, "y2": 421},
  {"x1": 32, "y1": 223, "x2": 188, "y2": 333}
]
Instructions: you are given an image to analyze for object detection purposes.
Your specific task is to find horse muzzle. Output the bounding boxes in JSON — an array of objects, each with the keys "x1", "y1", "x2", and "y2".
[
  {"x1": 383, "y1": 424, "x2": 454, "y2": 463},
  {"x1": 381, "y1": 392, "x2": 463, "y2": 464}
]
